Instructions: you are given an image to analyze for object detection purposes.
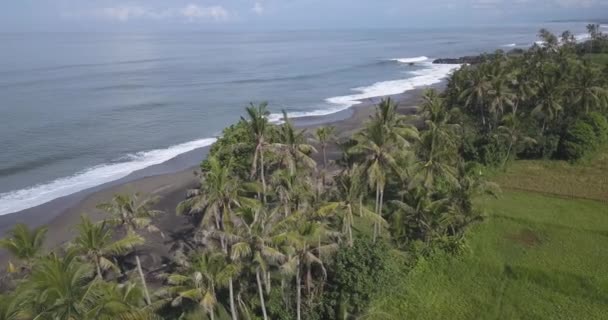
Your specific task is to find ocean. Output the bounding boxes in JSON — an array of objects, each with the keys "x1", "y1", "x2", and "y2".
[{"x1": 0, "y1": 22, "x2": 592, "y2": 215}]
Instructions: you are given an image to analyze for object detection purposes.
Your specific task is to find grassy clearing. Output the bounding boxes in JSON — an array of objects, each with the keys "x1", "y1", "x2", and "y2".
[
  {"x1": 585, "y1": 53, "x2": 608, "y2": 66},
  {"x1": 493, "y1": 150, "x2": 608, "y2": 202},
  {"x1": 368, "y1": 154, "x2": 608, "y2": 319}
]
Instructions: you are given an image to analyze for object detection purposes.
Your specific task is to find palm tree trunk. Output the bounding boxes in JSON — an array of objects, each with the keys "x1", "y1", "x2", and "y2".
[
  {"x1": 266, "y1": 271, "x2": 271, "y2": 294},
  {"x1": 229, "y1": 278, "x2": 238, "y2": 320},
  {"x1": 260, "y1": 149, "x2": 267, "y2": 204},
  {"x1": 296, "y1": 262, "x2": 302, "y2": 320},
  {"x1": 256, "y1": 269, "x2": 269, "y2": 320},
  {"x1": 322, "y1": 145, "x2": 327, "y2": 169},
  {"x1": 307, "y1": 264, "x2": 312, "y2": 300},
  {"x1": 373, "y1": 184, "x2": 380, "y2": 242},
  {"x1": 347, "y1": 204, "x2": 354, "y2": 247},
  {"x1": 135, "y1": 254, "x2": 151, "y2": 305},
  {"x1": 95, "y1": 256, "x2": 103, "y2": 279}
]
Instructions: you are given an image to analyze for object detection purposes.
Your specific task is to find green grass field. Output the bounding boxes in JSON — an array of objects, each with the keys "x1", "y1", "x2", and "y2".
[{"x1": 368, "y1": 154, "x2": 608, "y2": 319}]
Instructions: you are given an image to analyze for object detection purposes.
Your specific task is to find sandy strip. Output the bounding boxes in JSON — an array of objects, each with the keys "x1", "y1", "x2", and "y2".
[{"x1": 0, "y1": 87, "x2": 433, "y2": 266}]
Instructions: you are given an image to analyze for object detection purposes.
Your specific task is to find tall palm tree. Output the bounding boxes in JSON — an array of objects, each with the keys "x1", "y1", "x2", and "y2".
[
  {"x1": 276, "y1": 111, "x2": 317, "y2": 175},
  {"x1": 163, "y1": 252, "x2": 239, "y2": 320},
  {"x1": 318, "y1": 165, "x2": 383, "y2": 246},
  {"x1": 532, "y1": 74, "x2": 564, "y2": 132},
  {"x1": 227, "y1": 207, "x2": 288, "y2": 320},
  {"x1": 90, "y1": 281, "x2": 156, "y2": 320},
  {"x1": 372, "y1": 98, "x2": 419, "y2": 146},
  {"x1": 23, "y1": 250, "x2": 97, "y2": 319},
  {"x1": 487, "y1": 68, "x2": 516, "y2": 127},
  {"x1": 271, "y1": 169, "x2": 314, "y2": 218},
  {"x1": 0, "y1": 223, "x2": 47, "y2": 271},
  {"x1": 71, "y1": 215, "x2": 144, "y2": 279},
  {"x1": 314, "y1": 126, "x2": 336, "y2": 169},
  {"x1": 460, "y1": 65, "x2": 491, "y2": 129},
  {"x1": 352, "y1": 121, "x2": 401, "y2": 241},
  {"x1": 243, "y1": 102, "x2": 271, "y2": 202},
  {"x1": 178, "y1": 156, "x2": 258, "y2": 248},
  {"x1": 97, "y1": 193, "x2": 163, "y2": 305},
  {"x1": 281, "y1": 212, "x2": 338, "y2": 320},
  {"x1": 572, "y1": 61, "x2": 608, "y2": 114}
]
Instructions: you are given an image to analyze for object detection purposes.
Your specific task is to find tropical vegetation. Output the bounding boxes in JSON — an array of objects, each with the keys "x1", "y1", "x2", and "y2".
[{"x1": 1, "y1": 25, "x2": 607, "y2": 319}]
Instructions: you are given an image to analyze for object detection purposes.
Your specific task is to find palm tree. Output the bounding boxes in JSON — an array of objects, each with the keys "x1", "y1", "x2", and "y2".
[
  {"x1": 460, "y1": 65, "x2": 491, "y2": 129},
  {"x1": 495, "y1": 114, "x2": 536, "y2": 168},
  {"x1": 90, "y1": 281, "x2": 155, "y2": 320},
  {"x1": 227, "y1": 207, "x2": 288, "y2": 320},
  {"x1": 350, "y1": 121, "x2": 404, "y2": 241},
  {"x1": 318, "y1": 165, "x2": 383, "y2": 246},
  {"x1": 271, "y1": 169, "x2": 314, "y2": 218},
  {"x1": 314, "y1": 126, "x2": 336, "y2": 169},
  {"x1": 243, "y1": 102, "x2": 271, "y2": 202},
  {"x1": 276, "y1": 111, "x2": 317, "y2": 175},
  {"x1": 97, "y1": 193, "x2": 163, "y2": 305},
  {"x1": 71, "y1": 215, "x2": 144, "y2": 279},
  {"x1": 178, "y1": 156, "x2": 258, "y2": 248},
  {"x1": 281, "y1": 212, "x2": 338, "y2": 320},
  {"x1": 487, "y1": 68, "x2": 516, "y2": 127},
  {"x1": 23, "y1": 250, "x2": 97, "y2": 319},
  {"x1": 163, "y1": 252, "x2": 239, "y2": 320},
  {"x1": 0, "y1": 223, "x2": 47, "y2": 271},
  {"x1": 572, "y1": 61, "x2": 608, "y2": 114},
  {"x1": 372, "y1": 98, "x2": 419, "y2": 146},
  {"x1": 532, "y1": 74, "x2": 564, "y2": 132}
]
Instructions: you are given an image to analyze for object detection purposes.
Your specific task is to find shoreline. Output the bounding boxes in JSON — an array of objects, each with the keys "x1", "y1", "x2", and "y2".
[{"x1": 0, "y1": 85, "x2": 439, "y2": 265}]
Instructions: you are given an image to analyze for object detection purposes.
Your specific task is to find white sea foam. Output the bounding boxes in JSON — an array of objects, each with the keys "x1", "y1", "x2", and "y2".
[
  {"x1": 575, "y1": 33, "x2": 591, "y2": 42},
  {"x1": 0, "y1": 138, "x2": 216, "y2": 216},
  {"x1": 2, "y1": 58, "x2": 459, "y2": 215},
  {"x1": 502, "y1": 43, "x2": 517, "y2": 47},
  {"x1": 390, "y1": 56, "x2": 429, "y2": 64},
  {"x1": 269, "y1": 60, "x2": 459, "y2": 123}
]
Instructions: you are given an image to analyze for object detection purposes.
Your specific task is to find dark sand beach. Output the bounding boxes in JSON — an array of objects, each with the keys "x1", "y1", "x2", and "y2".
[{"x1": 0, "y1": 87, "x2": 433, "y2": 267}]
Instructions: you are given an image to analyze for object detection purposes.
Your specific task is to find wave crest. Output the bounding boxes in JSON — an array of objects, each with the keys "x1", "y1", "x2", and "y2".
[
  {"x1": 0, "y1": 138, "x2": 216, "y2": 215},
  {"x1": 390, "y1": 56, "x2": 429, "y2": 64}
]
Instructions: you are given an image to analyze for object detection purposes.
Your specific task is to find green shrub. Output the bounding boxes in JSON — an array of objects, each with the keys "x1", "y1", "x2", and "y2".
[
  {"x1": 559, "y1": 120, "x2": 599, "y2": 161},
  {"x1": 583, "y1": 112, "x2": 608, "y2": 144},
  {"x1": 321, "y1": 238, "x2": 392, "y2": 319},
  {"x1": 200, "y1": 120, "x2": 254, "y2": 178}
]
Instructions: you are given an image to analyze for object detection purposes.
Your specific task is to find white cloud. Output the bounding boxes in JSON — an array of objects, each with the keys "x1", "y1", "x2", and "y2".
[
  {"x1": 252, "y1": 2, "x2": 264, "y2": 15},
  {"x1": 100, "y1": 6, "x2": 150, "y2": 21},
  {"x1": 96, "y1": 3, "x2": 229, "y2": 22},
  {"x1": 181, "y1": 4, "x2": 228, "y2": 21}
]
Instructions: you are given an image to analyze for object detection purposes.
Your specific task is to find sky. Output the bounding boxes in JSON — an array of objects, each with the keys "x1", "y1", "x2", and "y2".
[{"x1": 0, "y1": 0, "x2": 607, "y2": 32}]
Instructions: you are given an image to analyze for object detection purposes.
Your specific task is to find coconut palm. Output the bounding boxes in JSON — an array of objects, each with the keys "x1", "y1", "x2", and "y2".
[
  {"x1": 531, "y1": 74, "x2": 564, "y2": 132},
  {"x1": 318, "y1": 165, "x2": 383, "y2": 246},
  {"x1": 487, "y1": 68, "x2": 516, "y2": 127},
  {"x1": 371, "y1": 98, "x2": 419, "y2": 146},
  {"x1": 0, "y1": 293, "x2": 22, "y2": 320},
  {"x1": 243, "y1": 102, "x2": 272, "y2": 202},
  {"x1": 460, "y1": 65, "x2": 491, "y2": 129},
  {"x1": 571, "y1": 61, "x2": 608, "y2": 114},
  {"x1": 280, "y1": 212, "x2": 338, "y2": 320},
  {"x1": 71, "y1": 215, "x2": 144, "y2": 279},
  {"x1": 226, "y1": 207, "x2": 288, "y2": 320},
  {"x1": 0, "y1": 223, "x2": 47, "y2": 271},
  {"x1": 275, "y1": 111, "x2": 317, "y2": 175},
  {"x1": 314, "y1": 126, "x2": 336, "y2": 169},
  {"x1": 178, "y1": 157, "x2": 258, "y2": 249},
  {"x1": 271, "y1": 169, "x2": 314, "y2": 218},
  {"x1": 89, "y1": 281, "x2": 156, "y2": 320},
  {"x1": 96, "y1": 193, "x2": 163, "y2": 305},
  {"x1": 163, "y1": 252, "x2": 239, "y2": 320},
  {"x1": 22, "y1": 250, "x2": 97, "y2": 319}
]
